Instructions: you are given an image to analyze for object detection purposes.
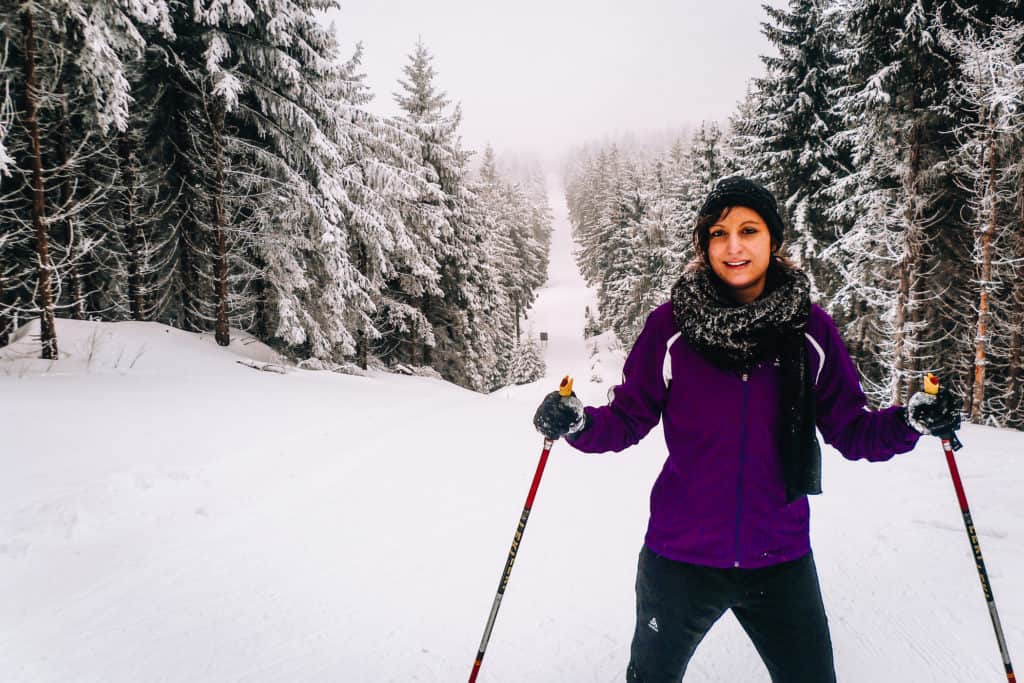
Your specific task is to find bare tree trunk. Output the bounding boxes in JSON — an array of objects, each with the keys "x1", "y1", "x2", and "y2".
[
  {"x1": 177, "y1": 218, "x2": 198, "y2": 329},
  {"x1": 421, "y1": 293, "x2": 433, "y2": 366},
  {"x1": 1007, "y1": 298, "x2": 1021, "y2": 422},
  {"x1": 119, "y1": 134, "x2": 145, "y2": 320},
  {"x1": 849, "y1": 298, "x2": 865, "y2": 359},
  {"x1": 892, "y1": 233, "x2": 916, "y2": 405},
  {"x1": 252, "y1": 252, "x2": 268, "y2": 339},
  {"x1": 963, "y1": 333, "x2": 976, "y2": 418},
  {"x1": 172, "y1": 106, "x2": 201, "y2": 332},
  {"x1": 21, "y1": 8, "x2": 58, "y2": 359},
  {"x1": 55, "y1": 32, "x2": 85, "y2": 321},
  {"x1": 357, "y1": 328, "x2": 367, "y2": 369},
  {"x1": 0, "y1": 271, "x2": 14, "y2": 347},
  {"x1": 356, "y1": 242, "x2": 368, "y2": 369},
  {"x1": 1008, "y1": 180, "x2": 1024, "y2": 427},
  {"x1": 906, "y1": 302, "x2": 931, "y2": 399},
  {"x1": 970, "y1": 122, "x2": 998, "y2": 423},
  {"x1": 0, "y1": 278, "x2": 9, "y2": 348},
  {"x1": 514, "y1": 299, "x2": 520, "y2": 346},
  {"x1": 892, "y1": 116, "x2": 924, "y2": 406},
  {"x1": 209, "y1": 97, "x2": 229, "y2": 347}
]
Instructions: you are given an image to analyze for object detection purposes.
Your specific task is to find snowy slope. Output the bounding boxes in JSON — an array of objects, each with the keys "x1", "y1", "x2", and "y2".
[{"x1": 1, "y1": 176, "x2": 1022, "y2": 682}]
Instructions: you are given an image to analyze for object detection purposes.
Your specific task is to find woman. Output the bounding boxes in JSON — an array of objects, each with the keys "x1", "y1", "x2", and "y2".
[{"x1": 532, "y1": 176, "x2": 962, "y2": 682}]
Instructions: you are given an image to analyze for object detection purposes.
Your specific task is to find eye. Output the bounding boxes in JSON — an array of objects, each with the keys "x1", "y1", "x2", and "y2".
[
  {"x1": 742, "y1": 226, "x2": 759, "y2": 234},
  {"x1": 709, "y1": 229, "x2": 725, "y2": 238}
]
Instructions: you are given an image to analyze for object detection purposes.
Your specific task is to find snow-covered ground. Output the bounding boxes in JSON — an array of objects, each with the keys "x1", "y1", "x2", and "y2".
[{"x1": 1, "y1": 176, "x2": 1022, "y2": 682}]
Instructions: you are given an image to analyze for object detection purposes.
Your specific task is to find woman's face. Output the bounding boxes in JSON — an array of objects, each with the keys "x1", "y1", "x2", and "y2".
[{"x1": 707, "y1": 205, "x2": 775, "y2": 304}]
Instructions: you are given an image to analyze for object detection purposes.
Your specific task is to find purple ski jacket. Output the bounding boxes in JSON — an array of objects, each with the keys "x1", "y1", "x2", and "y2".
[{"x1": 567, "y1": 301, "x2": 920, "y2": 569}]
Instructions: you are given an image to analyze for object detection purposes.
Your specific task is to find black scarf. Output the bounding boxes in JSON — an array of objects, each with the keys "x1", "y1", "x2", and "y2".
[{"x1": 670, "y1": 262, "x2": 822, "y2": 502}]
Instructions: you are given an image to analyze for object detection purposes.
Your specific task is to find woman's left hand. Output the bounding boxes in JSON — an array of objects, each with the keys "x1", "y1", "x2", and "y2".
[{"x1": 905, "y1": 388, "x2": 962, "y2": 437}]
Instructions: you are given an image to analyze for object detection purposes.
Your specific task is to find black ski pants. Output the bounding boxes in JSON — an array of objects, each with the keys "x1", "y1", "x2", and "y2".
[{"x1": 626, "y1": 545, "x2": 836, "y2": 682}]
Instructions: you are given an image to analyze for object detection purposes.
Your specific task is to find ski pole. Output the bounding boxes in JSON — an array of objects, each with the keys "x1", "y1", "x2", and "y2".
[
  {"x1": 925, "y1": 373, "x2": 1015, "y2": 682},
  {"x1": 468, "y1": 375, "x2": 574, "y2": 683}
]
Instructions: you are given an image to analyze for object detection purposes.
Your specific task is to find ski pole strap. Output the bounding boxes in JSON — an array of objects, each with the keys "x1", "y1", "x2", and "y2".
[{"x1": 941, "y1": 430, "x2": 964, "y2": 452}]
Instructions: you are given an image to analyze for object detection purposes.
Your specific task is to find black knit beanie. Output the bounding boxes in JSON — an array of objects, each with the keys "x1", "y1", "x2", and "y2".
[{"x1": 698, "y1": 176, "x2": 786, "y2": 247}]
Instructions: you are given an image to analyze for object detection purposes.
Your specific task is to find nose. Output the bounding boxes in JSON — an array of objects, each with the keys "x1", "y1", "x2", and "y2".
[{"x1": 726, "y1": 233, "x2": 744, "y2": 254}]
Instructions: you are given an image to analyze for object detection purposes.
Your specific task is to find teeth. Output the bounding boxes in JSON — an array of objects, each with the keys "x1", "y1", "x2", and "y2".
[{"x1": 726, "y1": 261, "x2": 749, "y2": 266}]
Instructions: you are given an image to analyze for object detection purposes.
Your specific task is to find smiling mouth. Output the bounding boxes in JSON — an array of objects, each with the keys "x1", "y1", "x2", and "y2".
[{"x1": 724, "y1": 260, "x2": 750, "y2": 268}]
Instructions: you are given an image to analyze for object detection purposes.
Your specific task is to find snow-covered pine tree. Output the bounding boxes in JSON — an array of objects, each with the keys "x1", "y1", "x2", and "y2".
[
  {"x1": 114, "y1": 128, "x2": 152, "y2": 320},
  {"x1": 463, "y1": 183, "x2": 518, "y2": 390},
  {"x1": 476, "y1": 146, "x2": 522, "y2": 348},
  {"x1": 477, "y1": 145, "x2": 549, "y2": 345},
  {"x1": 730, "y1": 0, "x2": 846, "y2": 301},
  {"x1": 644, "y1": 155, "x2": 687, "y2": 308},
  {"x1": 0, "y1": 0, "x2": 170, "y2": 355},
  {"x1": 508, "y1": 182, "x2": 551, "y2": 338},
  {"x1": 50, "y1": 22, "x2": 92, "y2": 323},
  {"x1": 507, "y1": 334, "x2": 546, "y2": 385},
  {"x1": 942, "y1": 17, "x2": 1024, "y2": 426},
  {"x1": 670, "y1": 122, "x2": 734, "y2": 241},
  {"x1": 319, "y1": 44, "x2": 437, "y2": 371},
  {"x1": 241, "y1": 31, "x2": 382, "y2": 361},
  {"x1": 392, "y1": 39, "x2": 509, "y2": 389},
  {"x1": 615, "y1": 165, "x2": 670, "y2": 346},
  {"x1": 56, "y1": 1, "x2": 172, "y2": 325},
  {"x1": 523, "y1": 167, "x2": 554, "y2": 273},
  {"x1": 486, "y1": 152, "x2": 553, "y2": 271},
  {"x1": 658, "y1": 136, "x2": 697, "y2": 280},
  {"x1": 88, "y1": 72, "x2": 186, "y2": 327},
  {"x1": 571, "y1": 146, "x2": 622, "y2": 290},
  {"x1": 126, "y1": 1, "x2": 422, "y2": 360},
  {"x1": 125, "y1": 2, "x2": 278, "y2": 346},
  {"x1": 594, "y1": 160, "x2": 645, "y2": 345},
  {"x1": 267, "y1": 14, "x2": 413, "y2": 363},
  {"x1": 0, "y1": 7, "x2": 46, "y2": 352},
  {"x1": 132, "y1": 9, "x2": 219, "y2": 335},
  {"x1": 823, "y1": 0, "x2": 967, "y2": 406},
  {"x1": 565, "y1": 144, "x2": 684, "y2": 346},
  {"x1": 479, "y1": 143, "x2": 499, "y2": 185}
]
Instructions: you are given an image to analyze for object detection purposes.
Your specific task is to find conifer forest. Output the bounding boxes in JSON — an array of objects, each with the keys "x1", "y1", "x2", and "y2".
[
  {"x1": 566, "y1": 1, "x2": 1024, "y2": 430},
  {"x1": 3, "y1": 1, "x2": 1024, "y2": 429},
  {"x1": 0, "y1": 2, "x2": 551, "y2": 392}
]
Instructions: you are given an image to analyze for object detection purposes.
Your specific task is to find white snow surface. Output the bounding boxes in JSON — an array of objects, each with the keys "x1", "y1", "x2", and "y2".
[{"x1": 2, "y1": 176, "x2": 1022, "y2": 682}]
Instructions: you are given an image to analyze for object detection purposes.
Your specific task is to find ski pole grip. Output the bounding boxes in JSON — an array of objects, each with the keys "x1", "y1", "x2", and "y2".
[
  {"x1": 924, "y1": 373, "x2": 963, "y2": 451},
  {"x1": 559, "y1": 375, "x2": 574, "y2": 397},
  {"x1": 947, "y1": 433, "x2": 964, "y2": 451}
]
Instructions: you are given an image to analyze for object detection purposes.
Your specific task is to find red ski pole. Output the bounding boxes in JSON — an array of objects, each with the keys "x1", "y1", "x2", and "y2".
[
  {"x1": 468, "y1": 375, "x2": 574, "y2": 683},
  {"x1": 925, "y1": 373, "x2": 1015, "y2": 682}
]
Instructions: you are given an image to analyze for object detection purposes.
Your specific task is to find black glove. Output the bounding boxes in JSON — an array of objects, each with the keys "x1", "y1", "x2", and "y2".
[
  {"x1": 905, "y1": 387, "x2": 962, "y2": 438},
  {"x1": 533, "y1": 390, "x2": 589, "y2": 440}
]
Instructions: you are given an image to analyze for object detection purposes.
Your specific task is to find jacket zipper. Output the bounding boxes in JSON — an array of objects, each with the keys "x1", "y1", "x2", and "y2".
[{"x1": 733, "y1": 371, "x2": 750, "y2": 568}]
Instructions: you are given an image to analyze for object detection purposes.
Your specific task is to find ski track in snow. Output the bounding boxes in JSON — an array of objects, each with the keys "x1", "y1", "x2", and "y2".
[{"x1": 1, "y1": 174, "x2": 1022, "y2": 682}]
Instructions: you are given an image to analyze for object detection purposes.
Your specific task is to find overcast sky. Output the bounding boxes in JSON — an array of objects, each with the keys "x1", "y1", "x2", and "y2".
[{"x1": 324, "y1": 0, "x2": 783, "y2": 164}]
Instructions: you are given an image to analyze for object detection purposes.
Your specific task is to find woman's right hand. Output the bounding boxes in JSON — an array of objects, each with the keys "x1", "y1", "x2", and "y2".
[{"x1": 533, "y1": 390, "x2": 589, "y2": 440}]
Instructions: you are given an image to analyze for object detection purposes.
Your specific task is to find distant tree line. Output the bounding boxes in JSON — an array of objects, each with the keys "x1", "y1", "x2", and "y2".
[
  {"x1": 0, "y1": 2, "x2": 551, "y2": 391},
  {"x1": 565, "y1": 1, "x2": 1024, "y2": 429}
]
